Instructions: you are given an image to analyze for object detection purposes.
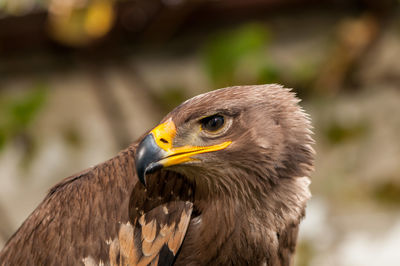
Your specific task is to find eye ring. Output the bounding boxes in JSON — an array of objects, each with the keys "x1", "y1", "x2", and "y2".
[{"x1": 200, "y1": 115, "x2": 225, "y2": 132}]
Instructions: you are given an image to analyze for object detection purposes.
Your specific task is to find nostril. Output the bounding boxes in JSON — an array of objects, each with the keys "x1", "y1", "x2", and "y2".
[{"x1": 160, "y1": 138, "x2": 168, "y2": 144}]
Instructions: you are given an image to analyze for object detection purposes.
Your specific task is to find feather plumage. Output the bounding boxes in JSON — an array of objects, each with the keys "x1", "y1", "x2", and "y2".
[{"x1": 0, "y1": 84, "x2": 314, "y2": 266}]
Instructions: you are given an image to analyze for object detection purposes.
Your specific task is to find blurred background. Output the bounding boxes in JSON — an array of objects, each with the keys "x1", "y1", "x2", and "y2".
[{"x1": 1, "y1": 0, "x2": 400, "y2": 265}]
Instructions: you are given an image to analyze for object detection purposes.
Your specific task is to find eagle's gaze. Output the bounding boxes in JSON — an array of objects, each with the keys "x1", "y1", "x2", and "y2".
[{"x1": 200, "y1": 115, "x2": 225, "y2": 132}]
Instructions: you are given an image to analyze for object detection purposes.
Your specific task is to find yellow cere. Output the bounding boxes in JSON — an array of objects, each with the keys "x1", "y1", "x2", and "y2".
[
  {"x1": 150, "y1": 119, "x2": 232, "y2": 167},
  {"x1": 151, "y1": 118, "x2": 177, "y2": 151}
]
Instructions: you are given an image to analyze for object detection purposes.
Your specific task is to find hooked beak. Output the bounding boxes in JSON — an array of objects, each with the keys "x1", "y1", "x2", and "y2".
[{"x1": 134, "y1": 118, "x2": 231, "y2": 186}]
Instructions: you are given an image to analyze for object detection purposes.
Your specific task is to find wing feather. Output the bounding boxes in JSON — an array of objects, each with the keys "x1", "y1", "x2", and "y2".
[{"x1": 113, "y1": 201, "x2": 192, "y2": 266}]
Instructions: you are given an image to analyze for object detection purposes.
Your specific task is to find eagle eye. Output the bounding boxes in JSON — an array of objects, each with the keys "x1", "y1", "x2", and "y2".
[{"x1": 200, "y1": 115, "x2": 225, "y2": 132}]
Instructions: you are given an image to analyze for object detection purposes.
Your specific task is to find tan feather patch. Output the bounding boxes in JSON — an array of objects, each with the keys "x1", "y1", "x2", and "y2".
[
  {"x1": 142, "y1": 222, "x2": 177, "y2": 257},
  {"x1": 101, "y1": 202, "x2": 193, "y2": 265},
  {"x1": 141, "y1": 220, "x2": 157, "y2": 243},
  {"x1": 167, "y1": 210, "x2": 191, "y2": 255},
  {"x1": 118, "y1": 222, "x2": 139, "y2": 265},
  {"x1": 109, "y1": 238, "x2": 120, "y2": 266}
]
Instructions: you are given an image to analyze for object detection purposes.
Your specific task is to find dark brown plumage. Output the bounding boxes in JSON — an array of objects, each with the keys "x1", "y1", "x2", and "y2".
[{"x1": 0, "y1": 84, "x2": 314, "y2": 266}]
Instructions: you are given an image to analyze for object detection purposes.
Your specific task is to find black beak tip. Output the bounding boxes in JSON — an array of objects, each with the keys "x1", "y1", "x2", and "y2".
[
  {"x1": 136, "y1": 162, "x2": 147, "y2": 186},
  {"x1": 135, "y1": 134, "x2": 165, "y2": 186}
]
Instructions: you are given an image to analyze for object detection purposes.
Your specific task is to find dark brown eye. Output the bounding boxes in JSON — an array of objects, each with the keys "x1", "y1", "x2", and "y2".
[{"x1": 201, "y1": 115, "x2": 225, "y2": 132}]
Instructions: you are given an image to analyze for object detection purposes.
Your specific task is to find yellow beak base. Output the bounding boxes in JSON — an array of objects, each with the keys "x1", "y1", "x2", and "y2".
[{"x1": 135, "y1": 118, "x2": 231, "y2": 185}]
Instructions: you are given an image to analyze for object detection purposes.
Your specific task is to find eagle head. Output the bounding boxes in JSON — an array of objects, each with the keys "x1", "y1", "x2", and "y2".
[{"x1": 135, "y1": 84, "x2": 314, "y2": 198}]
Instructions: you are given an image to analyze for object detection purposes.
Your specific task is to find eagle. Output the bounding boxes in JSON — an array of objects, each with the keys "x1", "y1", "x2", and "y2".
[{"x1": 0, "y1": 84, "x2": 314, "y2": 266}]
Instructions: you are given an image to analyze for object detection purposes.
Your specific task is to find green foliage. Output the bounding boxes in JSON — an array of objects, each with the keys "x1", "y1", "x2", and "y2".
[
  {"x1": 290, "y1": 60, "x2": 320, "y2": 96},
  {"x1": 203, "y1": 23, "x2": 273, "y2": 87},
  {"x1": 257, "y1": 63, "x2": 280, "y2": 84},
  {"x1": 154, "y1": 86, "x2": 187, "y2": 113},
  {"x1": 0, "y1": 83, "x2": 48, "y2": 150},
  {"x1": 202, "y1": 23, "x2": 322, "y2": 94},
  {"x1": 324, "y1": 120, "x2": 368, "y2": 144}
]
